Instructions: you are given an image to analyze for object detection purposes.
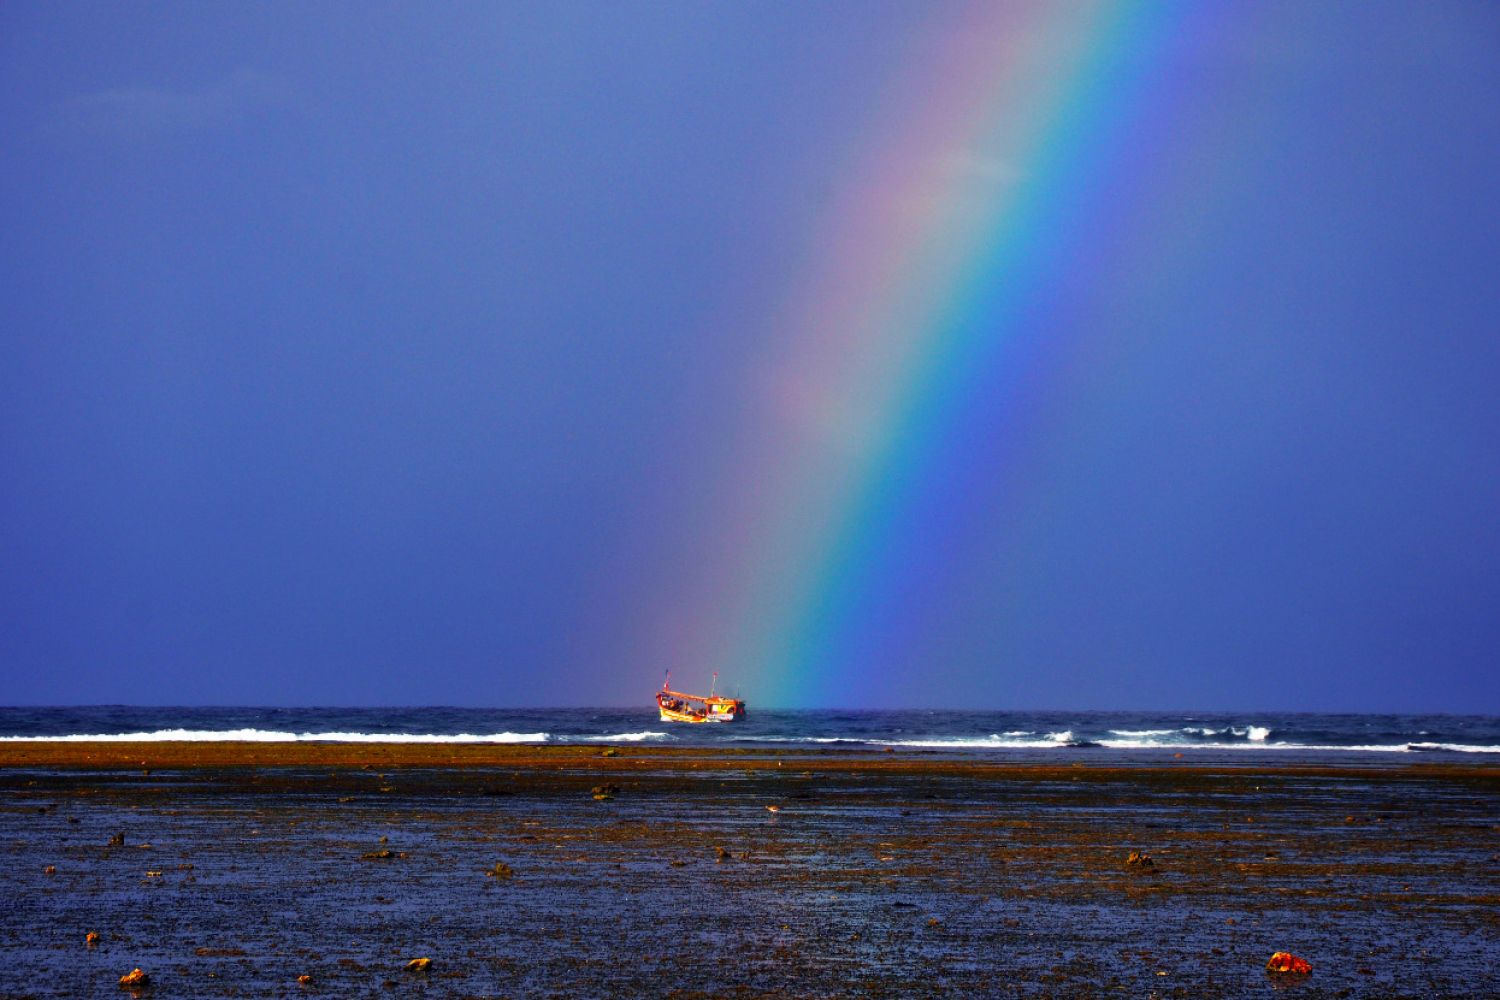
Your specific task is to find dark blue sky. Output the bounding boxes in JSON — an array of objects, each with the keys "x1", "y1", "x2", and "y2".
[{"x1": 2, "y1": 2, "x2": 1498, "y2": 710}]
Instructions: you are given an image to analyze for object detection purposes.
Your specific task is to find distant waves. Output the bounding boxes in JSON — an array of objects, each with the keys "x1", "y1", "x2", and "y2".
[
  {"x1": 0, "y1": 708, "x2": 1496, "y2": 757},
  {"x1": 0, "y1": 729, "x2": 669, "y2": 744},
  {"x1": 730, "y1": 726, "x2": 1274, "y2": 750}
]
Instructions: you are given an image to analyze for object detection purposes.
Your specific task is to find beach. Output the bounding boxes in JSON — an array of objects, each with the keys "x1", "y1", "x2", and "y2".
[{"x1": 3, "y1": 743, "x2": 1497, "y2": 998}]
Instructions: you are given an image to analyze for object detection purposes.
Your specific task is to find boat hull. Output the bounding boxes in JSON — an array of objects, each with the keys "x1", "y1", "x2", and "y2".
[
  {"x1": 656, "y1": 688, "x2": 746, "y2": 724},
  {"x1": 659, "y1": 707, "x2": 710, "y2": 724},
  {"x1": 659, "y1": 706, "x2": 743, "y2": 724}
]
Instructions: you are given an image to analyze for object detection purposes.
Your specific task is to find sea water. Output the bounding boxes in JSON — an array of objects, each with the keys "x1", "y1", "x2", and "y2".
[{"x1": 1, "y1": 706, "x2": 1496, "y2": 761}]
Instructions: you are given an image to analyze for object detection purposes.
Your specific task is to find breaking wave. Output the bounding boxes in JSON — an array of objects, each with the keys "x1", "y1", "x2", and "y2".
[
  {"x1": 1406, "y1": 742, "x2": 1500, "y2": 754},
  {"x1": 738, "y1": 732, "x2": 1103, "y2": 750},
  {"x1": 580, "y1": 731, "x2": 671, "y2": 742},
  {"x1": 0, "y1": 710, "x2": 1494, "y2": 757},
  {"x1": 1101, "y1": 725, "x2": 1272, "y2": 745},
  {"x1": 0, "y1": 729, "x2": 551, "y2": 744},
  {"x1": 726, "y1": 727, "x2": 1500, "y2": 754}
]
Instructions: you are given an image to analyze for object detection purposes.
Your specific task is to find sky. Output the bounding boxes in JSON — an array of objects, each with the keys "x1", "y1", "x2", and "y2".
[{"x1": 2, "y1": 1, "x2": 1498, "y2": 711}]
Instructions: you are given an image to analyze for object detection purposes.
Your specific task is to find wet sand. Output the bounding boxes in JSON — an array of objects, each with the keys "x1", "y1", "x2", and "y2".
[{"x1": 2, "y1": 743, "x2": 1497, "y2": 997}]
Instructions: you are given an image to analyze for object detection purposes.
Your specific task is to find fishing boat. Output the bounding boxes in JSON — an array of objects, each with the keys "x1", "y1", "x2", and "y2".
[{"x1": 656, "y1": 672, "x2": 746, "y2": 724}]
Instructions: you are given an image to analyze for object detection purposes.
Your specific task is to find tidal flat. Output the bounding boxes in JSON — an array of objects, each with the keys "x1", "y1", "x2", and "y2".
[{"x1": 1, "y1": 743, "x2": 1496, "y2": 998}]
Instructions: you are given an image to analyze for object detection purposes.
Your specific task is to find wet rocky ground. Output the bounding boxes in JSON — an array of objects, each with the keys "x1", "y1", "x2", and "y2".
[{"x1": 1, "y1": 745, "x2": 1496, "y2": 998}]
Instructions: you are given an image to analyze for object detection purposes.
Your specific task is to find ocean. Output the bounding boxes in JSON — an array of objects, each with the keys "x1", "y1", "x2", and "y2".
[{"x1": 2, "y1": 706, "x2": 1496, "y2": 760}]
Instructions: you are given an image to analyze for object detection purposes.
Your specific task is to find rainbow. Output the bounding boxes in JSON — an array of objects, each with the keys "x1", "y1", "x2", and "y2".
[{"x1": 656, "y1": 2, "x2": 1239, "y2": 707}]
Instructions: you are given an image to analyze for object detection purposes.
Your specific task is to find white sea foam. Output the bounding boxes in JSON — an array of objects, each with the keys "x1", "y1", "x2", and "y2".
[
  {"x1": 749, "y1": 731, "x2": 1134, "y2": 749},
  {"x1": 1406, "y1": 742, "x2": 1500, "y2": 754},
  {"x1": 694, "y1": 732, "x2": 1484, "y2": 755},
  {"x1": 1174, "y1": 725, "x2": 1271, "y2": 741},
  {"x1": 0, "y1": 729, "x2": 550, "y2": 744},
  {"x1": 879, "y1": 731, "x2": 1097, "y2": 749},
  {"x1": 15, "y1": 728, "x2": 1488, "y2": 753},
  {"x1": 881, "y1": 736, "x2": 1073, "y2": 749},
  {"x1": 1093, "y1": 739, "x2": 1447, "y2": 753},
  {"x1": 736, "y1": 734, "x2": 1077, "y2": 749},
  {"x1": 731, "y1": 736, "x2": 852, "y2": 744},
  {"x1": 580, "y1": 731, "x2": 670, "y2": 742},
  {"x1": 744, "y1": 732, "x2": 1500, "y2": 754}
]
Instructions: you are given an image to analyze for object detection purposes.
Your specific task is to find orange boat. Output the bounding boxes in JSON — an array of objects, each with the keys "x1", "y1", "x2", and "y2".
[{"x1": 656, "y1": 672, "x2": 746, "y2": 723}]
